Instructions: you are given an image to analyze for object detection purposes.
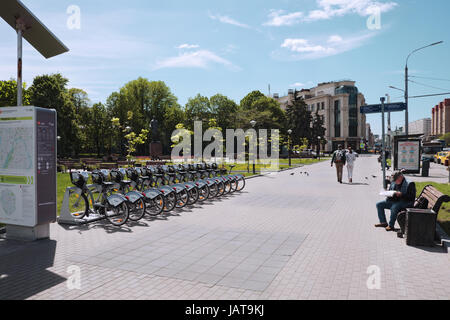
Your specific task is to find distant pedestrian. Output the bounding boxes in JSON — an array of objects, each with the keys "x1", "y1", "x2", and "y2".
[
  {"x1": 331, "y1": 145, "x2": 346, "y2": 184},
  {"x1": 345, "y1": 147, "x2": 358, "y2": 184}
]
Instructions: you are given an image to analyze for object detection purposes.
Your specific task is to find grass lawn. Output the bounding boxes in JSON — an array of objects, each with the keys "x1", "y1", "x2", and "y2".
[{"x1": 415, "y1": 182, "x2": 450, "y2": 236}]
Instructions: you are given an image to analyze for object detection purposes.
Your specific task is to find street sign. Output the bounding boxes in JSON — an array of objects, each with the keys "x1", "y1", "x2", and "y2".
[{"x1": 360, "y1": 102, "x2": 407, "y2": 114}]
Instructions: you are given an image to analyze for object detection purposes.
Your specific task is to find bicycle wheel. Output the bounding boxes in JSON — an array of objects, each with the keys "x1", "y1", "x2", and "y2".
[
  {"x1": 105, "y1": 202, "x2": 129, "y2": 226},
  {"x1": 208, "y1": 183, "x2": 218, "y2": 198},
  {"x1": 128, "y1": 198, "x2": 146, "y2": 221},
  {"x1": 229, "y1": 178, "x2": 238, "y2": 193},
  {"x1": 176, "y1": 189, "x2": 189, "y2": 208},
  {"x1": 223, "y1": 180, "x2": 232, "y2": 194},
  {"x1": 235, "y1": 176, "x2": 246, "y2": 191},
  {"x1": 163, "y1": 192, "x2": 176, "y2": 212},
  {"x1": 146, "y1": 194, "x2": 165, "y2": 216},
  {"x1": 187, "y1": 187, "x2": 199, "y2": 205},
  {"x1": 216, "y1": 181, "x2": 225, "y2": 197},
  {"x1": 198, "y1": 185, "x2": 210, "y2": 202},
  {"x1": 68, "y1": 191, "x2": 88, "y2": 219}
]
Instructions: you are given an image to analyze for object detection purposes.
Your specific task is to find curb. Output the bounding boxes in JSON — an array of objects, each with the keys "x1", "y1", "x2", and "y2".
[
  {"x1": 245, "y1": 165, "x2": 305, "y2": 180},
  {"x1": 436, "y1": 223, "x2": 450, "y2": 253}
]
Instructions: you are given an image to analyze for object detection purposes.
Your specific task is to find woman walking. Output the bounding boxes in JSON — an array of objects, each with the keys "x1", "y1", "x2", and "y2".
[{"x1": 345, "y1": 147, "x2": 358, "y2": 184}]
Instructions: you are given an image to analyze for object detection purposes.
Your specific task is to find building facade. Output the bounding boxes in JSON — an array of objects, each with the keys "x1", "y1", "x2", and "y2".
[
  {"x1": 274, "y1": 81, "x2": 367, "y2": 152},
  {"x1": 432, "y1": 99, "x2": 450, "y2": 136},
  {"x1": 366, "y1": 123, "x2": 375, "y2": 148},
  {"x1": 409, "y1": 118, "x2": 431, "y2": 136}
]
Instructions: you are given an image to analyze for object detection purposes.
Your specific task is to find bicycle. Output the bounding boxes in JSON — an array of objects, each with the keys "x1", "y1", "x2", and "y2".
[
  {"x1": 109, "y1": 168, "x2": 146, "y2": 221},
  {"x1": 67, "y1": 170, "x2": 129, "y2": 226},
  {"x1": 126, "y1": 167, "x2": 165, "y2": 216}
]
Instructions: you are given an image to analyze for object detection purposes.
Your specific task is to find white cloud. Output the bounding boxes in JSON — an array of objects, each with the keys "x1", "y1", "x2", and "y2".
[
  {"x1": 290, "y1": 82, "x2": 305, "y2": 87},
  {"x1": 305, "y1": 0, "x2": 398, "y2": 21},
  {"x1": 281, "y1": 39, "x2": 335, "y2": 54},
  {"x1": 328, "y1": 35, "x2": 343, "y2": 43},
  {"x1": 176, "y1": 44, "x2": 200, "y2": 49},
  {"x1": 154, "y1": 50, "x2": 239, "y2": 71},
  {"x1": 264, "y1": 10, "x2": 304, "y2": 26},
  {"x1": 208, "y1": 13, "x2": 251, "y2": 29},
  {"x1": 264, "y1": 0, "x2": 398, "y2": 26},
  {"x1": 279, "y1": 32, "x2": 376, "y2": 60}
]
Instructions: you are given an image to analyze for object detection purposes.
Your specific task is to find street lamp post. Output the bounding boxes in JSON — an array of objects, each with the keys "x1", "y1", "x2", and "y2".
[
  {"x1": 250, "y1": 120, "x2": 257, "y2": 174},
  {"x1": 317, "y1": 136, "x2": 321, "y2": 161},
  {"x1": 404, "y1": 41, "x2": 443, "y2": 136},
  {"x1": 288, "y1": 129, "x2": 292, "y2": 167}
]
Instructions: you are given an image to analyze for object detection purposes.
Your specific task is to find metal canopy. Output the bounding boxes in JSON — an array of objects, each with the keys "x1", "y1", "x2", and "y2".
[{"x1": 0, "y1": 0, "x2": 69, "y2": 58}]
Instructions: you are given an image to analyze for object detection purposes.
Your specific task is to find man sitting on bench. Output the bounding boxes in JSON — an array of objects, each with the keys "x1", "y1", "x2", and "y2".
[{"x1": 375, "y1": 171, "x2": 416, "y2": 232}]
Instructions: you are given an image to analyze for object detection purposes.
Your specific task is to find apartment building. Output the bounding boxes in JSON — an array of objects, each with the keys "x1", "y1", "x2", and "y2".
[{"x1": 274, "y1": 80, "x2": 367, "y2": 152}]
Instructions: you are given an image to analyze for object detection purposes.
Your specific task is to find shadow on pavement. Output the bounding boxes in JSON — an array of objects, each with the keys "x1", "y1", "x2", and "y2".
[{"x1": 0, "y1": 239, "x2": 65, "y2": 300}]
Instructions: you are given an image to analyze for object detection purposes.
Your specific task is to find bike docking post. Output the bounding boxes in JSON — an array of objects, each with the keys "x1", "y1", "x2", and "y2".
[{"x1": 57, "y1": 184, "x2": 107, "y2": 225}]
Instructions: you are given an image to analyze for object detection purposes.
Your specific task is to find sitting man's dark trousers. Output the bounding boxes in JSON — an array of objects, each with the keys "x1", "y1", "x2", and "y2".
[{"x1": 376, "y1": 172, "x2": 416, "y2": 231}]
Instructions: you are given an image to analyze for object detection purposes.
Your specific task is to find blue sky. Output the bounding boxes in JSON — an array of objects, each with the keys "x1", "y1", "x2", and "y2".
[{"x1": 1, "y1": 0, "x2": 450, "y2": 135}]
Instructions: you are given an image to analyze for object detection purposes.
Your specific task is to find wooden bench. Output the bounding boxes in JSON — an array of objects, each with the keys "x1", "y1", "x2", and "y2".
[
  {"x1": 397, "y1": 185, "x2": 450, "y2": 237},
  {"x1": 99, "y1": 163, "x2": 118, "y2": 169}
]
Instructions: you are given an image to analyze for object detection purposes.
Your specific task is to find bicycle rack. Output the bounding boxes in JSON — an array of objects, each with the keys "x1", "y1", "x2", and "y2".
[{"x1": 58, "y1": 185, "x2": 107, "y2": 225}]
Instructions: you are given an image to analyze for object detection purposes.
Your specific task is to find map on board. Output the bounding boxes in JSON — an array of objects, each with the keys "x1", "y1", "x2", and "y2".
[
  {"x1": 0, "y1": 189, "x2": 16, "y2": 216},
  {"x1": 0, "y1": 127, "x2": 33, "y2": 170}
]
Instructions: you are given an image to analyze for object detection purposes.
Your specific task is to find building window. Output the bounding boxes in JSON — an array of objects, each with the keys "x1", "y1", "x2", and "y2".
[
  {"x1": 311, "y1": 104, "x2": 315, "y2": 112},
  {"x1": 334, "y1": 100, "x2": 341, "y2": 138},
  {"x1": 348, "y1": 91, "x2": 358, "y2": 137},
  {"x1": 322, "y1": 102, "x2": 325, "y2": 110}
]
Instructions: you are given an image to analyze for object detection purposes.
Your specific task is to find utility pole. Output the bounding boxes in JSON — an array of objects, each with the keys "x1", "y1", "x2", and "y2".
[{"x1": 381, "y1": 97, "x2": 386, "y2": 189}]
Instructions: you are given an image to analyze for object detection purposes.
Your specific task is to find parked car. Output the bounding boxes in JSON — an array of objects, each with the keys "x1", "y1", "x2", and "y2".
[
  {"x1": 435, "y1": 151, "x2": 450, "y2": 165},
  {"x1": 299, "y1": 149, "x2": 318, "y2": 158}
]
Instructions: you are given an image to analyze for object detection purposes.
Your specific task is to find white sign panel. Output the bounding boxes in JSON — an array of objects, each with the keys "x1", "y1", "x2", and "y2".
[
  {"x1": 397, "y1": 140, "x2": 421, "y2": 172},
  {"x1": 0, "y1": 107, "x2": 36, "y2": 227}
]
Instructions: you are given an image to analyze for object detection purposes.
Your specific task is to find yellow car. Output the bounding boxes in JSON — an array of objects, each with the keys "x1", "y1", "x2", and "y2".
[
  {"x1": 435, "y1": 151, "x2": 450, "y2": 165},
  {"x1": 443, "y1": 154, "x2": 450, "y2": 166}
]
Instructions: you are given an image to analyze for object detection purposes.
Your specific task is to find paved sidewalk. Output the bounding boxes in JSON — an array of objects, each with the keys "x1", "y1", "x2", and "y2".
[{"x1": 0, "y1": 156, "x2": 449, "y2": 300}]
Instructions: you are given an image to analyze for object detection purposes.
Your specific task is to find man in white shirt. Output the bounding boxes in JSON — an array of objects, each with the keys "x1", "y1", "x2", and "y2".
[{"x1": 345, "y1": 146, "x2": 358, "y2": 184}]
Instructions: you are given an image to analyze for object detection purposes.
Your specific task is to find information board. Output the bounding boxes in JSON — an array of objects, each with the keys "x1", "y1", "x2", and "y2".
[
  {"x1": 396, "y1": 139, "x2": 421, "y2": 173},
  {"x1": 0, "y1": 106, "x2": 56, "y2": 227}
]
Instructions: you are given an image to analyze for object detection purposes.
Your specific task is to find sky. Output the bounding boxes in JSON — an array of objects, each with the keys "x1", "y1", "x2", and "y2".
[{"x1": 1, "y1": 0, "x2": 450, "y2": 136}]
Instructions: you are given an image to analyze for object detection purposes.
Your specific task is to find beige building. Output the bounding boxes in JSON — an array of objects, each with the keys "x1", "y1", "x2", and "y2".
[
  {"x1": 432, "y1": 99, "x2": 450, "y2": 136},
  {"x1": 274, "y1": 80, "x2": 367, "y2": 152},
  {"x1": 409, "y1": 118, "x2": 431, "y2": 136}
]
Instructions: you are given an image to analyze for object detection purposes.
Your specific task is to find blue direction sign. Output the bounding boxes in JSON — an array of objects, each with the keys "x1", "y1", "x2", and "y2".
[{"x1": 360, "y1": 102, "x2": 406, "y2": 114}]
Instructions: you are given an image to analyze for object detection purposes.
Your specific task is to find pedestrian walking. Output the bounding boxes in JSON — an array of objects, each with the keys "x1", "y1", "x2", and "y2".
[
  {"x1": 345, "y1": 146, "x2": 358, "y2": 184},
  {"x1": 331, "y1": 145, "x2": 346, "y2": 184}
]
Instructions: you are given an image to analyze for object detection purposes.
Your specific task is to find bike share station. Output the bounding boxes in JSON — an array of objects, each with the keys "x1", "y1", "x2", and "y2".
[{"x1": 0, "y1": 0, "x2": 68, "y2": 240}]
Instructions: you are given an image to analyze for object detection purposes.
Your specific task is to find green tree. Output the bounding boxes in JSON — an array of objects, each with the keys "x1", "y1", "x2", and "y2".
[
  {"x1": 210, "y1": 94, "x2": 239, "y2": 130},
  {"x1": 440, "y1": 133, "x2": 450, "y2": 147},
  {"x1": 240, "y1": 90, "x2": 266, "y2": 110},
  {"x1": 0, "y1": 80, "x2": 31, "y2": 107},
  {"x1": 311, "y1": 110, "x2": 326, "y2": 152},
  {"x1": 107, "y1": 78, "x2": 182, "y2": 155},
  {"x1": 29, "y1": 73, "x2": 78, "y2": 158},
  {"x1": 285, "y1": 98, "x2": 312, "y2": 146},
  {"x1": 68, "y1": 88, "x2": 91, "y2": 156},
  {"x1": 86, "y1": 103, "x2": 110, "y2": 157},
  {"x1": 184, "y1": 94, "x2": 213, "y2": 130}
]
